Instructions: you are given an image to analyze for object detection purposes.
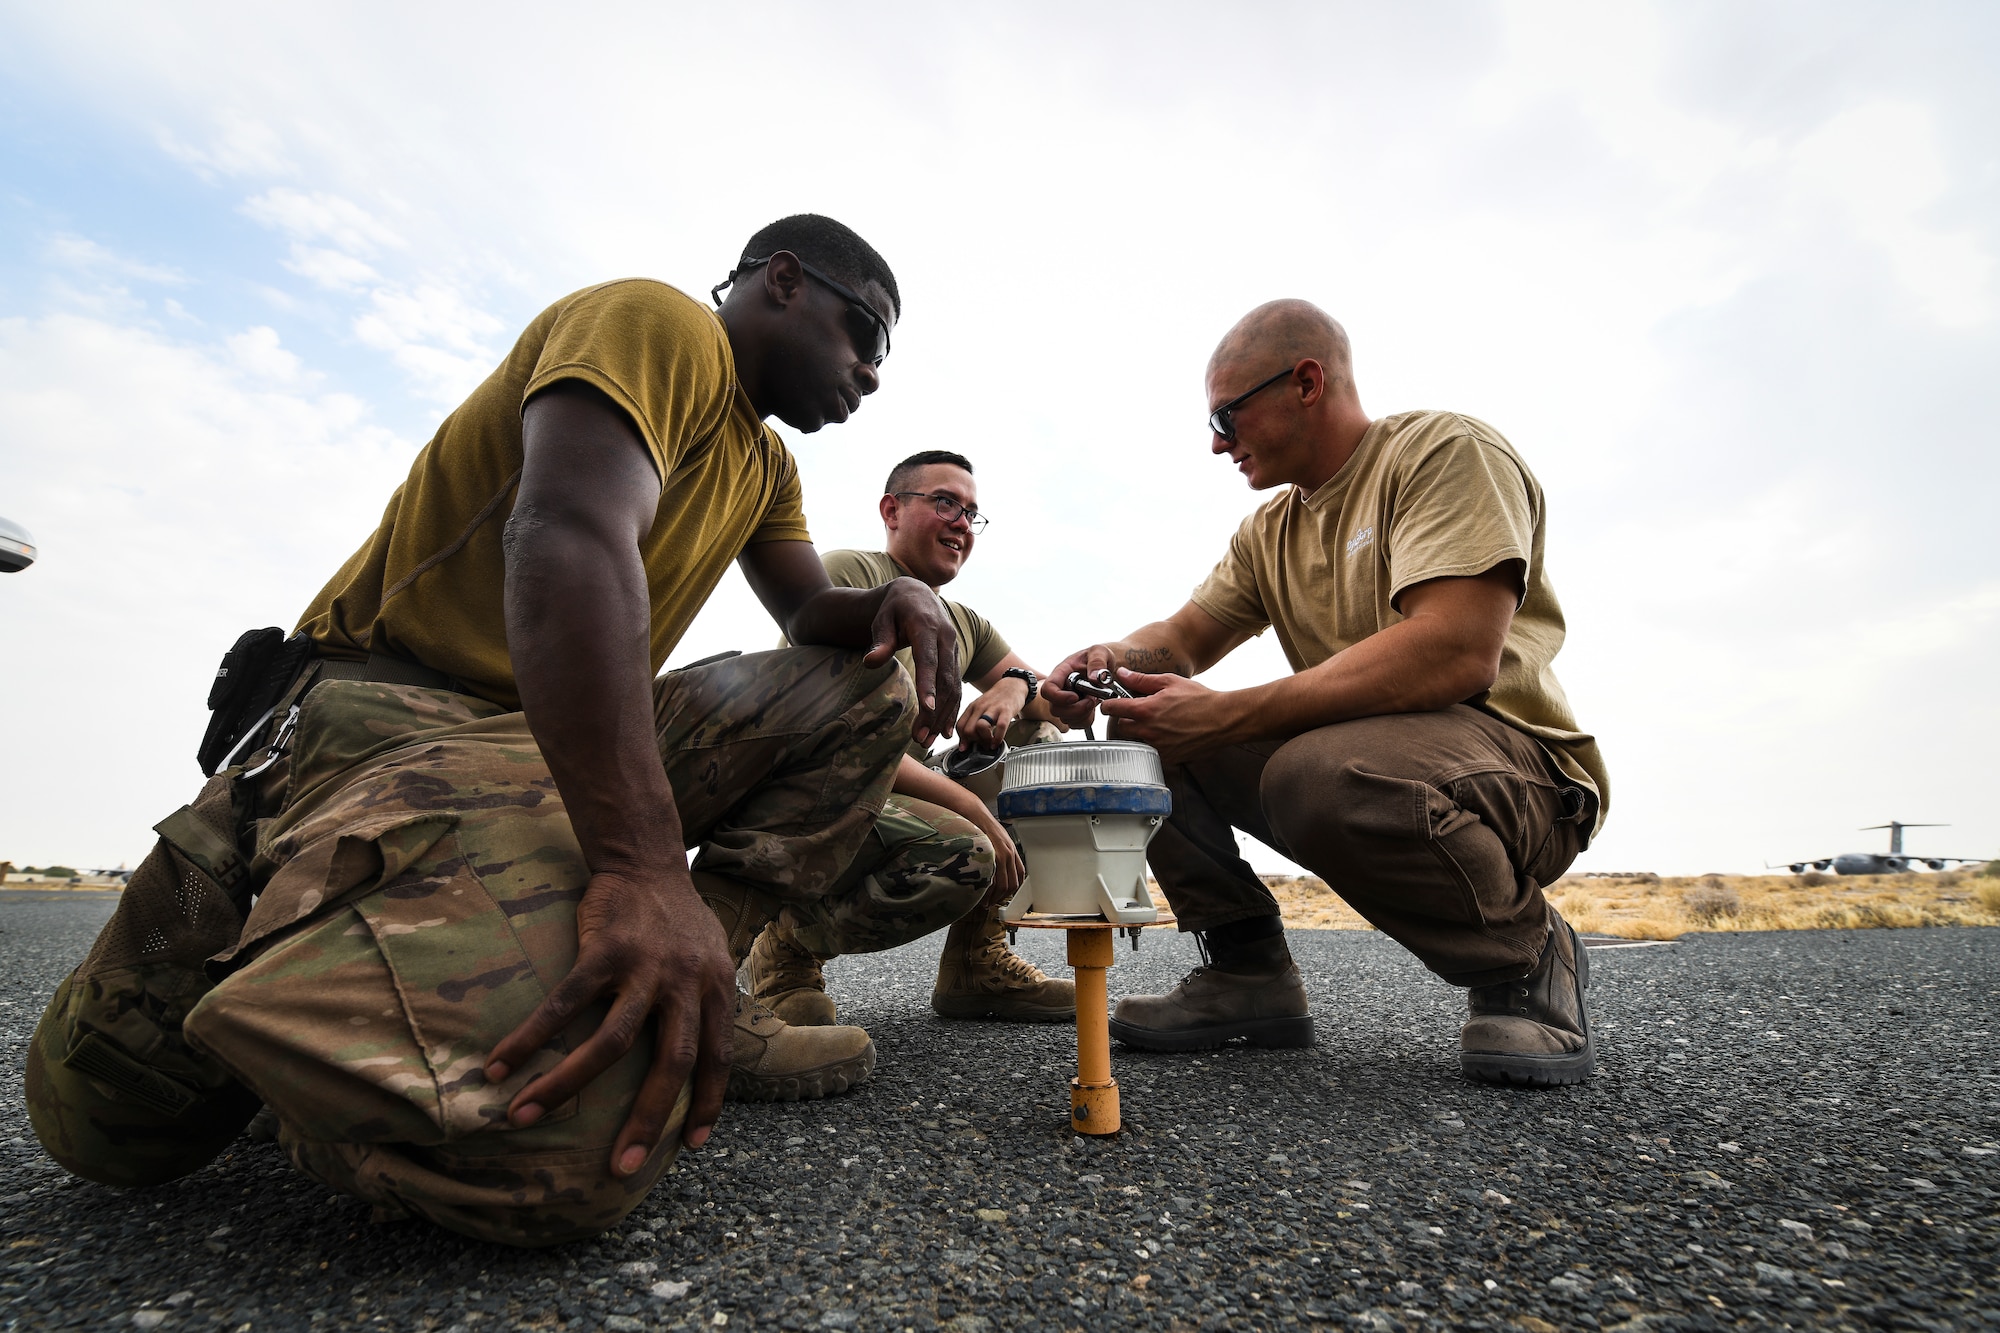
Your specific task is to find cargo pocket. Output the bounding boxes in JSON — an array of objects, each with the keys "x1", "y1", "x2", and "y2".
[
  {"x1": 1335, "y1": 762, "x2": 1497, "y2": 929},
  {"x1": 869, "y1": 801, "x2": 948, "y2": 860},
  {"x1": 354, "y1": 829, "x2": 576, "y2": 1139},
  {"x1": 187, "y1": 820, "x2": 574, "y2": 1147},
  {"x1": 1523, "y1": 784, "x2": 1593, "y2": 888}
]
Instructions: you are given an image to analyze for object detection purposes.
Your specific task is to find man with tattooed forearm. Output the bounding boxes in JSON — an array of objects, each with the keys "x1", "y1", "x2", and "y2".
[{"x1": 1042, "y1": 299, "x2": 1609, "y2": 1088}]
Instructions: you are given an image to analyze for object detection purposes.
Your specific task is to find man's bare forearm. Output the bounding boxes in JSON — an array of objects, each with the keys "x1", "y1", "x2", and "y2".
[
  {"x1": 1102, "y1": 625, "x2": 1197, "y2": 677},
  {"x1": 505, "y1": 509, "x2": 686, "y2": 874},
  {"x1": 783, "y1": 581, "x2": 910, "y2": 648},
  {"x1": 891, "y1": 755, "x2": 988, "y2": 826},
  {"x1": 1118, "y1": 638, "x2": 1185, "y2": 674},
  {"x1": 741, "y1": 543, "x2": 959, "y2": 742},
  {"x1": 1221, "y1": 616, "x2": 1489, "y2": 742},
  {"x1": 1105, "y1": 603, "x2": 1247, "y2": 678},
  {"x1": 1189, "y1": 574, "x2": 1514, "y2": 746},
  {"x1": 1099, "y1": 574, "x2": 1516, "y2": 761}
]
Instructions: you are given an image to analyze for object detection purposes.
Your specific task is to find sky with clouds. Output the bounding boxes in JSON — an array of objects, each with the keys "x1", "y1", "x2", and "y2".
[{"x1": 1, "y1": 1, "x2": 1995, "y2": 876}]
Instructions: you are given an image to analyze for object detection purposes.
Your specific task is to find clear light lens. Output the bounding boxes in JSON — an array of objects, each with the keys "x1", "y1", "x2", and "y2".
[{"x1": 1000, "y1": 741, "x2": 1165, "y2": 790}]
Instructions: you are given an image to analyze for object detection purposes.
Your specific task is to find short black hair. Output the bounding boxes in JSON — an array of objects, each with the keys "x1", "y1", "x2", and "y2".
[
  {"x1": 739, "y1": 214, "x2": 900, "y2": 318},
  {"x1": 885, "y1": 450, "x2": 973, "y2": 495}
]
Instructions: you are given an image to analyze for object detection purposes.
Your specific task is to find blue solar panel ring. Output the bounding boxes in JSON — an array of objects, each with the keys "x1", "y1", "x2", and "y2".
[{"x1": 997, "y1": 783, "x2": 1173, "y2": 820}]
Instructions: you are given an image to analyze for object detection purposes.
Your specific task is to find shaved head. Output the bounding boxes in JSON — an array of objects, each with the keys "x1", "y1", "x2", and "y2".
[
  {"x1": 1209, "y1": 299, "x2": 1353, "y2": 388},
  {"x1": 1205, "y1": 299, "x2": 1372, "y2": 493}
]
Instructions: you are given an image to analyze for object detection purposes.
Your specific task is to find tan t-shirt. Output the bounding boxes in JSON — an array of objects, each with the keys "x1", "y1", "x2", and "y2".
[
  {"x1": 297, "y1": 279, "x2": 813, "y2": 709},
  {"x1": 782, "y1": 549, "x2": 1012, "y2": 759},
  {"x1": 1191, "y1": 409, "x2": 1609, "y2": 828}
]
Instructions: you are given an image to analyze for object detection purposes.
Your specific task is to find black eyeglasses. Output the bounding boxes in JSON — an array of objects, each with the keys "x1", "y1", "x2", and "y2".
[
  {"x1": 1207, "y1": 365, "x2": 1298, "y2": 440},
  {"x1": 891, "y1": 491, "x2": 988, "y2": 533},
  {"x1": 712, "y1": 253, "x2": 892, "y2": 366}
]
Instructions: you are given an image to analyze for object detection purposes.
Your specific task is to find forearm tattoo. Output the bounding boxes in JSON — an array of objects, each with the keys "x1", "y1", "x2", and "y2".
[{"x1": 1124, "y1": 646, "x2": 1177, "y2": 671}]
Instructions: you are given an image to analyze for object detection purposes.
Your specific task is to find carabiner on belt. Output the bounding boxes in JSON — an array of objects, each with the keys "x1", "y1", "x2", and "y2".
[{"x1": 242, "y1": 703, "x2": 302, "y2": 779}]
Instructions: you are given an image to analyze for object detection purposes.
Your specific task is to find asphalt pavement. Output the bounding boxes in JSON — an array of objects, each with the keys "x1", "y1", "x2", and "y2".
[{"x1": 2, "y1": 890, "x2": 1995, "y2": 1332}]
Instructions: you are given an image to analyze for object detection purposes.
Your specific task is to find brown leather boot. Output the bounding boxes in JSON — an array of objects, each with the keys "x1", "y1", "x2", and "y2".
[
  {"x1": 725, "y1": 989, "x2": 875, "y2": 1103},
  {"x1": 746, "y1": 918, "x2": 838, "y2": 1027},
  {"x1": 1461, "y1": 907, "x2": 1594, "y2": 1086},
  {"x1": 931, "y1": 908, "x2": 1076, "y2": 1022},
  {"x1": 1107, "y1": 932, "x2": 1314, "y2": 1051}
]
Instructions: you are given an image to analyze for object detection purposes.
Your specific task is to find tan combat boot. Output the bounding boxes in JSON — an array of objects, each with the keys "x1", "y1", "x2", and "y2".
[
  {"x1": 694, "y1": 870, "x2": 776, "y2": 965},
  {"x1": 745, "y1": 918, "x2": 839, "y2": 1027},
  {"x1": 1460, "y1": 907, "x2": 1594, "y2": 1086},
  {"x1": 931, "y1": 907, "x2": 1077, "y2": 1022},
  {"x1": 695, "y1": 871, "x2": 876, "y2": 1101},
  {"x1": 726, "y1": 990, "x2": 875, "y2": 1103}
]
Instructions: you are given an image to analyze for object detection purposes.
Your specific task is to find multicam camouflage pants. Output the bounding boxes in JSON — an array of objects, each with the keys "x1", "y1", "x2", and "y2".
[
  {"x1": 798, "y1": 718, "x2": 1062, "y2": 959},
  {"x1": 28, "y1": 647, "x2": 912, "y2": 1246},
  {"x1": 787, "y1": 795, "x2": 989, "y2": 958}
]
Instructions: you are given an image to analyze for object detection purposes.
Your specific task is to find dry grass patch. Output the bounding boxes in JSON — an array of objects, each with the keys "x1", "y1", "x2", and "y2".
[
  {"x1": 1261, "y1": 875, "x2": 1379, "y2": 931},
  {"x1": 1248, "y1": 869, "x2": 2000, "y2": 939},
  {"x1": 1549, "y1": 870, "x2": 2000, "y2": 939}
]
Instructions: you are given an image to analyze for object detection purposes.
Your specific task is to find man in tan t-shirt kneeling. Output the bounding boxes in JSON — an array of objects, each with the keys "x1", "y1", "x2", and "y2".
[
  {"x1": 1044, "y1": 299, "x2": 1609, "y2": 1087},
  {"x1": 751, "y1": 449, "x2": 1076, "y2": 1024}
]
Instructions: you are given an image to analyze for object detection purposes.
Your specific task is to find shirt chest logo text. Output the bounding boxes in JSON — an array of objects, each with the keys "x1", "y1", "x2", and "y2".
[{"x1": 1345, "y1": 525, "x2": 1375, "y2": 557}]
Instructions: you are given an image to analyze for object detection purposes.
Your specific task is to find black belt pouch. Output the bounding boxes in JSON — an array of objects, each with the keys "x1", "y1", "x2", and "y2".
[{"x1": 195, "y1": 628, "x2": 315, "y2": 776}]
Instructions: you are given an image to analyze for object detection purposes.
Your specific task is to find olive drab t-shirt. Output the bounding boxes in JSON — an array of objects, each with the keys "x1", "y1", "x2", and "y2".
[
  {"x1": 781, "y1": 549, "x2": 1011, "y2": 760},
  {"x1": 296, "y1": 280, "x2": 813, "y2": 709},
  {"x1": 1190, "y1": 409, "x2": 1610, "y2": 830}
]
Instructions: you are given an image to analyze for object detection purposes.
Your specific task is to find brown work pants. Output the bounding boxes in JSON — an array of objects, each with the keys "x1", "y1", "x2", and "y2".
[{"x1": 1146, "y1": 705, "x2": 1596, "y2": 987}]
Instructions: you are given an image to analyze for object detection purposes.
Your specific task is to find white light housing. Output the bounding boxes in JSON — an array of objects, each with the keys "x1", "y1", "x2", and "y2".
[
  {"x1": 997, "y1": 741, "x2": 1170, "y2": 924},
  {"x1": 1000, "y1": 741, "x2": 1166, "y2": 791}
]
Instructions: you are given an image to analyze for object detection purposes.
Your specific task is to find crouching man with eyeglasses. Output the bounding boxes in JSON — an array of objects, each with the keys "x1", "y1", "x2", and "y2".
[
  {"x1": 754, "y1": 450, "x2": 1077, "y2": 1025},
  {"x1": 1042, "y1": 299, "x2": 1609, "y2": 1086}
]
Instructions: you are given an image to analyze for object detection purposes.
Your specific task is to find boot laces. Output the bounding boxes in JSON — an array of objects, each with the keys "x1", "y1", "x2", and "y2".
[
  {"x1": 974, "y1": 932, "x2": 1048, "y2": 984},
  {"x1": 1173, "y1": 966, "x2": 1215, "y2": 991},
  {"x1": 1469, "y1": 980, "x2": 1532, "y2": 1017},
  {"x1": 760, "y1": 931, "x2": 825, "y2": 992}
]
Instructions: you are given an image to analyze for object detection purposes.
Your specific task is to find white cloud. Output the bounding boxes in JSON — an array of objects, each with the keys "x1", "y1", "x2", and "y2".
[
  {"x1": 155, "y1": 108, "x2": 296, "y2": 180},
  {"x1": 352, "y1": 285, "x2": 506, "y2": 404},
  {"x1": 226, "y1": 325, "x2": 307, "y2": 383},
  {"x1": 1482, "y1": 0, "x2": 1772, "y2": 198},
  {"x1": 1790, "y1": 102, "x2": 1994, "y2": 327},
  {"x1": 353, "y1": 284, "x2": 502, "y2": 357},
  {"x1": 282, "y1": 244, "x2": 381, "y2": 292},
  {"x1": 242, "y1": 187, "x2": 403, "y2": 255},
  {"x1": 0, "y1": 313, "x2": 411, "y2": 865},
  {"x1": 44, "y1": 233, "x2": 188, "y2": 287},
  {"x1": 233, "y1": 189, "x2": 499, "y2": 402}
]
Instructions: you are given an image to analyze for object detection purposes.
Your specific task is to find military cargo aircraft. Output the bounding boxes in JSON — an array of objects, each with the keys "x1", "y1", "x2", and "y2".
[{"x1": 1775, "y1": 821, "x2": 1987, "y2": 875}]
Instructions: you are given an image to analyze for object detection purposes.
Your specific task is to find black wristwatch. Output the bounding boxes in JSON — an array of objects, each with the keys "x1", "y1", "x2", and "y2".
[{"x1": 1000, "y1": 666, "x2": 1040, "y2": 699}]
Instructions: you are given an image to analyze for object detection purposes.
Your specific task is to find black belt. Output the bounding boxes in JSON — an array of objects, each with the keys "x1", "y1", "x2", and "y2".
[{"x1": 316, "y1": 652, "x2": 464, "y2": 693}]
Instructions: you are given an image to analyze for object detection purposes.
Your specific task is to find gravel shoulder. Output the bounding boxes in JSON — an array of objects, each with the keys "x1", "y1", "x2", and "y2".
[{"x1": 3, "y1": 892, "x2": 1995, "y2": 1332}]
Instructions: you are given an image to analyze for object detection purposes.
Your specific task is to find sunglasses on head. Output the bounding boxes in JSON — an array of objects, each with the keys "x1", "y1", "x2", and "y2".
[
  {"x1": 712, "y1": 253, "x2": 892, "y2": 366},
  {"x1": 1208, "y1": 365, "x2": 1298, "y2": 441}
]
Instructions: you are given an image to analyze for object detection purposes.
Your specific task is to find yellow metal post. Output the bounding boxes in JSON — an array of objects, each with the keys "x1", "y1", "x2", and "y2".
[{"x1": 1067, "y1": 927, "x2": 1119, "y2": 1135}]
